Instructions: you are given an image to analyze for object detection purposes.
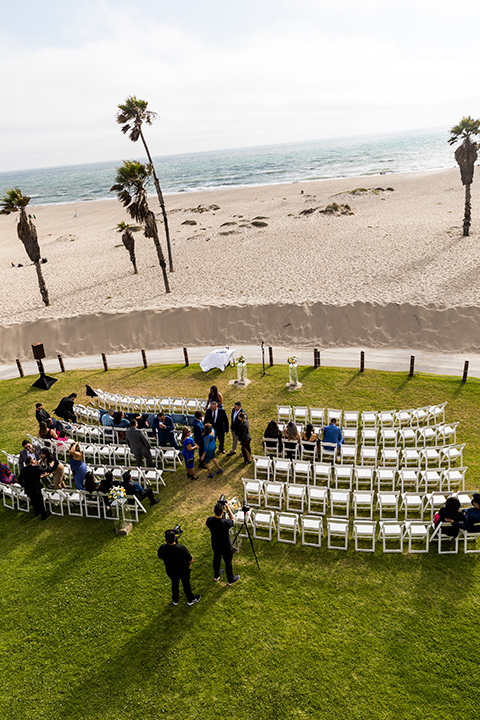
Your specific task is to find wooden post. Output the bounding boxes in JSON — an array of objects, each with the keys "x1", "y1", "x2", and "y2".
[
  {"x1": 462, "y1": 360, "x2": 469, "y2": 382},
  {"x1": 314, "y1": 348, "x2": 320, "y2": 368},
  {"x1": 16, "y1": 359, "x2": 24, "y2": 378},
  {"x1": 269, "y1": 346, "x2": 274, "y2": 366},
  {"x1": 101, "y1": 353, "x2": 108, "y2": 372},
  {"x1": 409, "y1": 355, "x2": 415, "y2": 377},
  {"x1": 36, "y1": 358, "x2": 45, "y2": 375},
  {"x1": 141, "y1": 349, "x2": 148, "y2": 369},
  {"x1": 360, "y1": 351, "x2": 365, "y2": 372},
  {"x1": 57, "y1": 354, "x2": 65, "y2": 372},
  {"x1": 183, "y1": 347, "x2": 189, "y2": 366}
]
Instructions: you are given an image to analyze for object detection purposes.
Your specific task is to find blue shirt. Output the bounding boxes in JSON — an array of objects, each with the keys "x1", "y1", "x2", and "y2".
[
  {"x1": 323, "y1": 423, "x2": 344, "y2": 448},
  {"x1": 102, "y1": 414, "x2": 114, "y2": 427}
]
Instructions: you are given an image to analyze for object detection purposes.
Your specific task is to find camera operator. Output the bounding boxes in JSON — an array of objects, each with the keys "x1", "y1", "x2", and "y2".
[
  {"x1": 206, "y1": 500, "x2": 240, "y2": 586},
  {"x1": 157, "y1": 529, "x2": 201, "y2": 607}
]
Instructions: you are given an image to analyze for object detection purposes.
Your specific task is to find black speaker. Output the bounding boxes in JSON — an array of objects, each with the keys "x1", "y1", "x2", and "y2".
[
  {"x1": 32, "y1": 374, "x2": 57, "y2": 390},
  {"x1": 32, "y1": 343, "x2": 46, "y2": 360}
]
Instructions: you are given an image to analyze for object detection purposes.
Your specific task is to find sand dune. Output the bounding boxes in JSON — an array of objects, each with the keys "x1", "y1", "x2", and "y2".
[{"x1": 1, "y1": 167, "x2": 479, "y2": 362}]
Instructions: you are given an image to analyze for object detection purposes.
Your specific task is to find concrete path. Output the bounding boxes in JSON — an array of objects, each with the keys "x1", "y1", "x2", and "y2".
[{"x1": 1, "y1": 345, "x2": 479, "y2": 381}]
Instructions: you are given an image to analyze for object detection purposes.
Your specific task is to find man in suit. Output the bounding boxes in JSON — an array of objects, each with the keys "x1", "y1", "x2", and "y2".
[
  {"x1": 54, "y1": 393, "x2": 77, "y2": 423},
  {"x1": 227, "y1": 401, "x2": 247, "y2": 456},
  {"x1": 19, "y1": 440, "x2": 41, "y2": 471},
  {"x1": 126, "y1": 419, "x2": 153, "y2": 468},
  {"x1": 192, "y1": 410, "x2": 206, "y2": 469},
  {"x1": 152, "y1": 412, "x2": 179, "y2": 449},
  {"x1": 204, "y1": 401, "x2": 229, "y2": 454},
  {"x1": 35, "y1": 403, "x2": 63, "y2": 432}
]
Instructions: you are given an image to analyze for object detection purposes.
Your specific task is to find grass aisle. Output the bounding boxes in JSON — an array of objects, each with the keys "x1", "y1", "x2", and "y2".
[{"x1": 0, "y1": 364, "x2": 479, "y2": 719}]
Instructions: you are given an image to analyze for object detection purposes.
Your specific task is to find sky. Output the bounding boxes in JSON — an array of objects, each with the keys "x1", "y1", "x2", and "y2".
[{"x1": 1, "y1": 0, "x2": 480, "y2": 171}]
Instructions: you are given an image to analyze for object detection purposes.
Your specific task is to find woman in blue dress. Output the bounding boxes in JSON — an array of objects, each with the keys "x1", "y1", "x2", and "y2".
[
  {"x1": 201, "y1": 423, "x2": 223, "y2": 478},
  {"x1": 181, "y1": 427, "x2": 199, "y2": 480},
  {"x1": 69, "y1": 442, "x2": 88, "y2": 491}
]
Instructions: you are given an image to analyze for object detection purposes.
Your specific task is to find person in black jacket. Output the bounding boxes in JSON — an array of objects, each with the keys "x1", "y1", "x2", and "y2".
[
  {"x1": 236, "y1": 412, "x2": 252, "y2": 465},
  {"x1": 157, "y1": 530, "x2": 201, "y2": 606},
  {"x1": 54, "y1": 393, "x2": 77, "y2": 422},
  {"x1": 206, "y1": 501, "x2": 240, "y2": 585},
  {"x1": 227, "y1": 402, "x2": 246, "y2": 456},
  {"x1": 35, "y1": 403, "x2": 63, "y2": 432},
  {"x1": 18, "y1": 457, "x2": 50, "y2": 520},
  {"x1": 204, "y1": 401, "x2": 229, "y2": 454}
]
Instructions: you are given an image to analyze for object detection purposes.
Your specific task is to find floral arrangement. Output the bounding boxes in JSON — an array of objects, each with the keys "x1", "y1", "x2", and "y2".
[
  {"x1": 287, "y1": 355, "x2": 298, "y2": 365},
  {"x1": 237, "y1": 355, "x2": 247, "y2": 365},
  {"x1": 109, "y1": 485, "x2": 127, "y2": 502},
  {"x1": 227, "y1": 496, "x2": 243, "y2": 513}
]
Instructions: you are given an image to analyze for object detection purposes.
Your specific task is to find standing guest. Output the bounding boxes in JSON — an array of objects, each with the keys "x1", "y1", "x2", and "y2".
[
  {"x1": 181, "y1": 427, "x2": 199, "y2": 480},
  {"x1": 204, "y1": 401, "x2": 229, "y2": 454},
  {"x1": 39, "y1": 447, "x2": 66, "y2": 490},
  {"x1": 126, "y1": 419, "x2": 153, "y2": 468},
  {"x1": 18, "y1": 457, "x2": 50, "y2": 520},
  {"x1": 69, "y1": 442, "x2": 88, "y2": 491},
  {"x1": 54, "y1": 393, "x2": 77, "y2": 423},
  {"x1": 460, "y1": 493, "x2": 480, "y2": 532},
  {"x1": 192, "y1": 410, "x2": 206, "y2": 469},
  {"x1": 121, "y1": 470, "x2": 159, "y2": 507},
  {"x1": 153, "y1": 412, "x2": 179, "y2": 449},
  {"x1": 35, "y1": 403, "x2": 63, "y2": 432},
  {"x1": 205, "y1": 385, "x2": 224, "y2": 409},
  {"x1": 201, "y1": 423, "x2": 223, "y2": 478},
  {"x1": 236, "y1": 412, "x2": 252, "y2": 465},
  {"x1": 157, "y1": 529, "x2": 201, "y2": 606},
  {"x1": 227, "y1": 401, "x2": 246, "y2": 456},
  {"x1": 206, "y1": 500, "x2": 240, "y2": 585},
  {"x1": 19, "y1": 440, "x2": 40, "y2": 471}
]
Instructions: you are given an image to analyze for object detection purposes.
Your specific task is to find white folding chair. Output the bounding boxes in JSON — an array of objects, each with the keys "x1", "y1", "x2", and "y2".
[
  {"x1": 282, "y1": 440, "x2": 300, "y2": 460},
  {"x1": 293, "y1": 406, "x2": 308, "y2": 424},
  {"x1": 253, "y1": 510, "x2": 276, "y2": 540},
  {"x1": 263, "y1": 438, "x2": 280, "y2": 458},
  {"x1": 2, "y1": 483, "x2": 18, "y2": 509},
  {"x1": 313, "y1": 462, "x2": 332, "y2": 487},
  {"x1": 424, "y1": 491, "x2": 447, "y2": 521},
  {"x1": 400, "y1": 492, "x2": 425, "y2": 520},
  {"x1": 285, "y1": 483, "x2": 306, "y2": 513},
  {"x1": 300, "y1": 441, "x2": 317, "y2": 462},
  {"x1": 436, "y1": 422, "x2": 459, "y2": 445},
  {"x1": 395, "y1": 409, "x2": 414, "y2": 427},
  {"x1": 353, "y1": 520, "x2": 376, "y2": 552},
  {"x1": 65, "y1": 490, "x2": 84, "y2": 517},
  {"x1": 399, "y1": 427, "x2": 417, "y2": 447},
  {"x1": 403, "y1": 521, "x2": 430, "y2": 553},
  {"x1": 361, "y1": 410, "x2": 378, "y2": 428},
  {"x1": 301, "y1": 515, "x2": 323, "y2": 547},
  {"x1": 330, "y1": 489, "x2": 350, "y2": 518},
  {"x1": 352, "y1": 490, "x2": 374, "y2": 519},
  {"x1": 441, "y1": 467, "x2": 467, "y2": 492},
  {"x1": 343, "y1": 410, "x2": 359, "y2": 428},
  {"x1": 420, "y1": 446, "x2": 441, "y2": 469},
  {"x1": 399, "y1": 469, "x2": 420, "y2": 492},
  {"x1": 326, "y1": 408, "x2": 343, "y2": 426},
  {"x1": 272, "y1": 458, "x2": 291, "y2": 483},
  {"x1": 44, "y1": 488, "x2": 67, "y2": 516},
  {"x1": 277, "y1": 512, "x2": 299, "y2": 544},
  {"x1": 339, "y1": 445, "x2": 356, "y2": 466},
  {"x1": 378, "y1": 520, "x2": 404, "y2": 553},
  {"x1": 320, "y1": 442, "x2": 337, "y2": 464},
  {"x1": 307, "y1": 486, "x2": 328, "y2": 515},
  {"x1": 359, "y1": 446, "x2": 378, "y2": 466},
  {"x1": 253, "y1": 455, "x2": 271, "y2": 481},
  {"x1": 376, "y1": 467, "x2": 396, "y2": 492},
  {"x1": 380, "y1": 447, "x2": 400, "y2": 469},
  {"x1": 327, "y1": 518, "x2": 349, "y2": 550},
  {"x1": 379, "y1": 410, "x2": 396, "y2": 428},
  {"x1": 243, "y1": 478, "x2": 264, "y2": 508},
  {"x1": 355, "y1": 467, "x2": 374, "y2": 491},
  {"x1": 401, "y1": 447, "x2": 421, "y2": 468},
  {"x1": 342, "y1": 428, "x2": 358, "y2": 445},
  {"x1": 379, "y1": 428, "x2": 398, "y2": 447},
  {"x1": 15, "y1": 486, "x2": 31, "y2": 513},
  {"x1": 439, "y1": 444, "x2": 465, "y2": 469},
  {"x1": 292, "y1": 460, "x2": 311, "y2": 485},
  {"x1": 361, "y1": 428, "x2": 378, "y2": 446},
  {"x1": 427, "y1": 402, "x2": 447, "y2": 425},
  {"x1": 377, "y1": 491, "x2": 399, "y2": 520},
  {"x1": 264, "y1": 481, "x2": 285, "y2": 510},
  {"x1": 419, "y1": 470, "x2": 441, "y2": 493},
  {"x1": 277, "y1": 405, "x2": 292, "y2": 423},
  {"x1": 430, "y1": 521, "x2": 458, "y2": 554},
  {"x1": 333, "y1": 466, "x2": 353, "y2": 490},
  {"x1": 460, "y1": 523, "x2": 480, "y2": 553},
  {"x1": 83, "y1": 491, "x2": 102, "y2": 519},
  {"x1": 309, "y1": 407, "x2": 325, "y2": 425}
]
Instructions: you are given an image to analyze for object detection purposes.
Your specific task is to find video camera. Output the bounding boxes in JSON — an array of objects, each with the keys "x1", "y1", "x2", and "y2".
[
  {"x1": 218, "y1": 494, "x2": 250, "y2": 515},
  {"x1": 167, "y1": 523, "x2": 183, "y2": 541}
]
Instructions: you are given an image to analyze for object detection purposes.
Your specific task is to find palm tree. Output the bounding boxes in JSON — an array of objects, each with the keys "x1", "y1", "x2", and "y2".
[
  {"x1": 448, "y1": 116, "x2": 480, "y2": 236},
  {"x1": 111, "y1": 161, "x2": 170, "y2": 293},
  {"x1": 117, "y1": 222, "x2": 138, "y2": 274},
  {"x1": 0, "y1": 188, "x2": 49, "y2": 306},
  {"x1": 116, "y1": 96, "x2": 174, "y2": 272}
]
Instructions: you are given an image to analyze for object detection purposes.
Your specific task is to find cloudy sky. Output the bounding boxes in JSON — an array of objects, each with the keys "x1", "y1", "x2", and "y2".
[{"x1": 1, "y1": 0, "x2": 479, "y2": 171}]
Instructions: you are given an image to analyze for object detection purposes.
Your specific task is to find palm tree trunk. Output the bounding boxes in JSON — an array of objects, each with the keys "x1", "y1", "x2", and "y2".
[
  {"x1": 145, "y1": 211, "x2": 170, "y2": 293},
  {"x1": 34, "y1": 261, "x2": 50, "y2": 306},
  {"x1": 463, "y1": 183, "x2": 472, "y2": 236},
  {"x1": 139, "y1": 128, "x2": 174, "y2": 272}
]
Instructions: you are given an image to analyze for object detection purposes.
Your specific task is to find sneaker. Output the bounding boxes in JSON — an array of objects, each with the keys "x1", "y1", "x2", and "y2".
[
  {"x1": 227, "y1": 575, "x2": 240, "y2": 586},
  {"x1": 215, "y1": 468, "x2": 223, "y2": 474},
  {"x1": 207, "y1": 473, "x2": 213, "y2": 478},
  {"x1": 226, "y1": 451, "x2": 236, "y2": 456},
  {"x1": 172, "y1": 601, "x2": 179, "y2": 606},
  {"x1": 214, "y1": 569, "x2": 224, "y2": 581},
  {"x1": 187, "y1": 595, "x2": 201, "y2": 606}
]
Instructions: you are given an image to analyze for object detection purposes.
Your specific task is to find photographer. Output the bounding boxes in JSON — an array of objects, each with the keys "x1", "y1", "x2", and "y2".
[
  {"x1": 157, "y1": 529, "x2": 201, "y2": 607},
  {"x1": 206, "y1": 500, "x2": 240, "y2": 586}
]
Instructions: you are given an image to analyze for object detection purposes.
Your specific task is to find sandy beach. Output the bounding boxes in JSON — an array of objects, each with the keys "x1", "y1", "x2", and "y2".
[{"x1": 1, "y1": 167, "x2": 479, "y2": 361}]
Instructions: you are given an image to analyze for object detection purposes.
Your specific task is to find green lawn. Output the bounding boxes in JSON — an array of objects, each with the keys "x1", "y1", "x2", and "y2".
[{"x1": 0, "y1": 363, "x2": 479, "y2": 720}]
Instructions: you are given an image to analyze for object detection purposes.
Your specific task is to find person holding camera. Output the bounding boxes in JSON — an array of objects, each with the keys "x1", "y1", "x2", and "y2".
[
  {"x1": 206, "y1": 500, "x2": 240, "y2": 586},
  {"x1": 157, "y1": 529, "x2": 201, "y2": 606}
]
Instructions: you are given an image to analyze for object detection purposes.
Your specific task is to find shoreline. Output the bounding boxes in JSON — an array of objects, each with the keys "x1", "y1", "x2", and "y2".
[{"x1": 1, "y1": 167, "x2": 477, "y2": 361}]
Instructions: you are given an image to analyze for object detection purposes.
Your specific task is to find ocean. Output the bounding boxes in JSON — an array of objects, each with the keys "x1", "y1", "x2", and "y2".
[{"x1": 0, "y1": 127, "x2": 454, "y2": 207}]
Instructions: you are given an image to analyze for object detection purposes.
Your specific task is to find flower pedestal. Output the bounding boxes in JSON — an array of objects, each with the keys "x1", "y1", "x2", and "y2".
[
  {"x1": 112, "y1": 498, "x2": 133, "y2": 535},
  {"x1": 286, "y1": 363, "x2": 302, "y2": 391},
  {"x1": 229, "y1": 359, "x2": 251, "y2": 387}
]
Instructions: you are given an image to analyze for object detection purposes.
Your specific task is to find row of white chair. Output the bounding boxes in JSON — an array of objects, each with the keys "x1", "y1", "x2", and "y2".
[
  {"x1": 94, "y1": 389, "x2": 205, "y2": 416},
  {"x1": 243, "y1": 478, "x2": 474, "y2": 520},
  {"x1": 276, "y1": 403, "x2": 447, "y2": 428},
  {"x1": 235, "y1": 509, "x2": 480, "y2": 553},
  {"x1": 253, "y1": 456, "x2": 467, "y2": 492}
]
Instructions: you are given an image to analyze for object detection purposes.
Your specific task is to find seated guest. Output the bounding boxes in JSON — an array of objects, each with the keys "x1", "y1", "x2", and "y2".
[
  {"x1": 121, "y1": 470, "x2": 159, "y2": 507},
  {"x1": 19, "y1": 440, "x2": 40, "y2": 471},
  {"x1": 101, "y1": 410, "x2": 115, "y2": 428},
  {"x1": 54, "y1": 393, "x2": 77, "y2": 423},
  {"x1": 18, "y1": 457, "x2": 50, "y2": 520},
  {"x1": 152, "y1": 412, "x2": 179, "y2": 449},
  {"x1": 302, "y1": 423, "x2": 318, "y2": 442},
  {"x1": 39, "y1": 447, "x2": 66, "y2": 490},
  {"x1": 322, "y1": 418, "x2": 344, "y2": 449},
  {"x1": 263, "y1": 420, "x2": 283, "y2": 453},
  {"x1": 434, "y1": 495, "x2": 464, "y2": 537},
  {"x1": 84, "y1": 470, "x2": 99, "y2": 497},
  {"x1": 181, "y1": 427, "x2": 199, "y2": 480},
  {"x1": 206, "y1": 385, "x2": 224, "y2": 409},
  {"x1": 113, "y1": 411, "x2": 130, "y2": 428},
  {"x1": 35, "y1": 402, "x2": 63, "y2": 432},
  {"x1": 98, "y1": 470, "x2": 114, "y2": 496},
  {"x1": 133, "y1": 413, "x2": 150, "y2": 430},
  {"x1": 460, "y1": 493, "x2": 480, "y2": 532},
  {"x1": 284, "y1": 420, "x2": 301, "y2": 459},
  {"x1": 39, "y1": 421, "x2": 59, "y2": 441}
]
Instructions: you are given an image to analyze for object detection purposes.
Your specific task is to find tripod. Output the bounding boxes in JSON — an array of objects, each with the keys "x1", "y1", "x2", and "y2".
[
  {"x1": 261, "y1": 341, "x2": 267, "y2": 378},
  {"x1": 232, "y1": 510, "x2": 260, "y2": 570}
]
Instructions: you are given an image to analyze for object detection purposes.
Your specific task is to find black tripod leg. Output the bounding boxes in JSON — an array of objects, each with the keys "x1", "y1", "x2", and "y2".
[{"x1": 232, "y1": 521, "x2": 260, "y2": 570}]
